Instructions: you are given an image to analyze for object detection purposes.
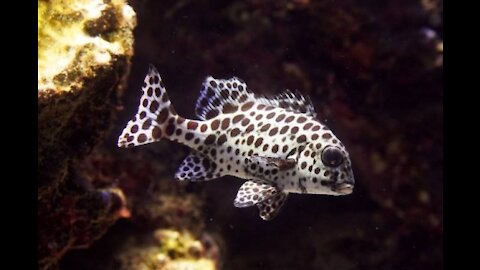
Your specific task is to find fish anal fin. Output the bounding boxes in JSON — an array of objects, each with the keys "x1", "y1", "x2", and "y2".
[
  {"x1": 175, "y1": 152, "x2": 221, "y2": 182},
  {"x1": 257, "y1": 192, "x2": 288, "y2": 221},
  {"x1": 234, "y1": 180, "x2": 279, "y2": 208}
]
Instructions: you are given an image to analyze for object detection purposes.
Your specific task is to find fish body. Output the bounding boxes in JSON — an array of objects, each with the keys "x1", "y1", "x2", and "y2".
[{"x1": 118, "y1": 65, "x2": 354, "y2": 220}]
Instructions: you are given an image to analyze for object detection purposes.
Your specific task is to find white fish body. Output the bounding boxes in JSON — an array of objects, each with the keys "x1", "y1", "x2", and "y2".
[{"x1": 118, "y1": 65, "x2": 354, "y2": 220}]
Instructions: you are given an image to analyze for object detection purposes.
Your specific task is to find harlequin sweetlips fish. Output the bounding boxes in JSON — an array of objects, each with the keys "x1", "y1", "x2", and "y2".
[{"x1": 118, "y1": 65, "x2": 354, "y2": 220}]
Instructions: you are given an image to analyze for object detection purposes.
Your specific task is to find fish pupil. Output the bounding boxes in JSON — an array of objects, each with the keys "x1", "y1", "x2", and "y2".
[{"x1": 321, "y1": 147, "x2": 343, "y2": 167}]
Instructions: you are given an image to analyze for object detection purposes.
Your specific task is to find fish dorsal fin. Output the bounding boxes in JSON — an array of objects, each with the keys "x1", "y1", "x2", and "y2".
[
  {"x1": 257, "y1": 191, "x2": 288, "y2": 220},
  {"x1": 196, "y1": 77, "x2": 316, "y2": 120},
  {"x1": 256, "y1": 90, "x2": 317, "y2": 117},
  {"x1": 234, "y1": 180, "x2": 280, "y2": 208},
  {"x1": 174, "y1": 152, "x2": 222, "y2": 181},
  {"x1": 195, "y1": 76, "x2": 254, "y2": 120}
]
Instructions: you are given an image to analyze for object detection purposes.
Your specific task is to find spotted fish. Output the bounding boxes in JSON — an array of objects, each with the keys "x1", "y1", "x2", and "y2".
[{"x1": 118, "y1": 65, "x2": 355, "y2": 220}]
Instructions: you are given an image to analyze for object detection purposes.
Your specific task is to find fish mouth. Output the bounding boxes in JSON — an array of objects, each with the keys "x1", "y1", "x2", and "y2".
[{"x1": 333, "y1": 183, "x2": 354, "y2": 195}]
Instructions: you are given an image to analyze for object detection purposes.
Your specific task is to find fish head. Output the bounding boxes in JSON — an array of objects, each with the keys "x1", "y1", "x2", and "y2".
[
  {"x1": 300, "y1": 132, "x2": 354, "y2": 196},
  {"x1": 318, "y1": 144, "x2": 355, "y2": 195}
]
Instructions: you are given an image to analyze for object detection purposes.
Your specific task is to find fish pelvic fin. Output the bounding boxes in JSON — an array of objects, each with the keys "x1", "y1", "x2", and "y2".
[
  {"x1": 118, "y1": 65, "x2": 178, "y2": 148},
  {"x1": 234, "y1": 180, "x2": 289, "y2": 220},
  {"x1": 257, "y1": 191, "x2": 288, "y2": 221},
  {"x1": 234, "y1": 180, "x2": 280, "y2": 208}
]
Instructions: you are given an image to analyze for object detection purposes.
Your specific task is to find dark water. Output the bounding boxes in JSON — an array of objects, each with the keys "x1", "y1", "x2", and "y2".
[{"x1": 61, "y1": 0, "x2": 442, "y2": 269}]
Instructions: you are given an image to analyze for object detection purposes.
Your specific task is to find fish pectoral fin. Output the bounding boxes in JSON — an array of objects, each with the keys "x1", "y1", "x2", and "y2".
[
  {"x1": 269, "y1": 157, "x2": 297, "y2": 171},
  {"x1": 248, "y1": 155, "x2": 296, "y2": 171},
  {"x1": 257, "y1": 191, "x2": 288, "y2": 221},
  {"x1": 175, "y1": 152, "x2": 221, "y2": 182},
  {"x1": 234, "y1": 180, "x2": 280, "y2": 208},
  {"x1": 245, "y1": 155, "x2": 296, "y2": 181}
]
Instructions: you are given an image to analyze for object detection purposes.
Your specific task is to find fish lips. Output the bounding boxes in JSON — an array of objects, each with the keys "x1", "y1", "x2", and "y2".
[{"x1": 333, "y1": 182, "x2": 354, "y2": 195}]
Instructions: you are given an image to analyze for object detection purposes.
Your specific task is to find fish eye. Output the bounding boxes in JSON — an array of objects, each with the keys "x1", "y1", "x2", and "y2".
[{"x1": 321, "y1": 146, "x2": 344, "y2": 167}]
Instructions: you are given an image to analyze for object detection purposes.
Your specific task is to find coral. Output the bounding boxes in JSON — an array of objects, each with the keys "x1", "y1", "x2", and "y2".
[
  {"x1": 38, "y1": 0, "x2": 136, "y2": 193},
  {"x1": 58, "y1": 144, "x2": 215, "y2": 269},
  {"x1": 79, "y1": 147, "x2": 206, "y2": 233},
  {"x1": 112, "y1": 229, "x2": 219, "y2": 270},
  {"x1": 38, "y1": 169, "x2": 130, "y2": 269},
  {"x1": 38, "y1": 0, "x2": 136, "y2": 269},
  {"x1": 38, "y1": 0, "x2": 135, "y2": 94}
]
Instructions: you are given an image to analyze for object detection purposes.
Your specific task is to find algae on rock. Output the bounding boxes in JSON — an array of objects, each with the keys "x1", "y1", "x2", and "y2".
[
  {"x1": 38, "y1": 0, "x2": 136, "y2": 193},
  {"x1": 38, "y1": 0, "x2": 136, "y2": 269},
  {"x1": 38, "y1": 0, "x2": 136, "y2": 94}
]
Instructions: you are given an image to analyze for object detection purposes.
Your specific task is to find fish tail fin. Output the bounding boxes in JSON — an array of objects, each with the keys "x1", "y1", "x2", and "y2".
[{"x1": 117, "y1": 65, "x2": 178, "y2": 148}]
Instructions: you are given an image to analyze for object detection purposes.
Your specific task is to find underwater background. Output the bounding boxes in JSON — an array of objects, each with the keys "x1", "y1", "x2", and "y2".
[{"x1": 38, "y1": 0, "x2": 442, "y2": 269}]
